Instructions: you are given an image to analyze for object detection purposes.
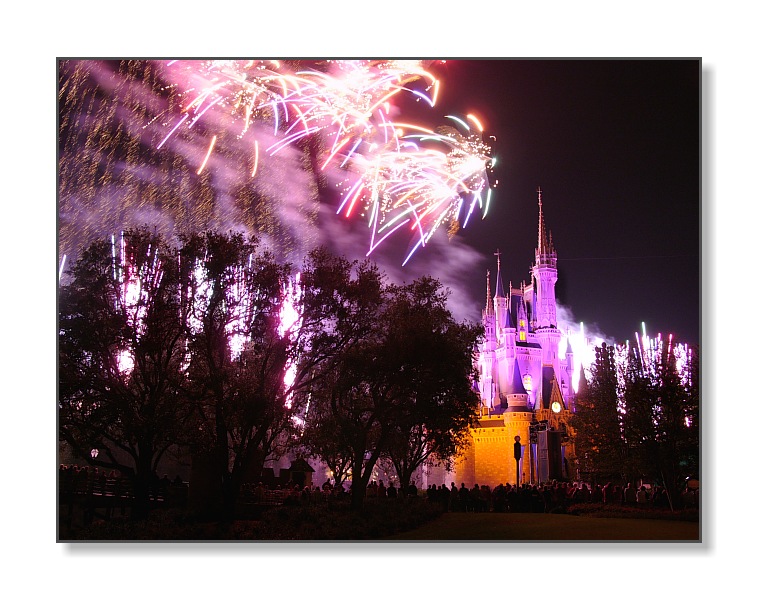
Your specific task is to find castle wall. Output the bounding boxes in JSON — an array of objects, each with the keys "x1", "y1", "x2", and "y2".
[{"x1": 453, "y1": 412, "x2": 533, "y2": 488}]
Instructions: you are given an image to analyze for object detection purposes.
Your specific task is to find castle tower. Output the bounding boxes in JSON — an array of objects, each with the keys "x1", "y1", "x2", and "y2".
[
  {"x1": 532, "y1": 188, "x2": 562, "y2": 374},
  {"x1": 532, "y1": 187, "x2": 558, "y2": 329},
  {"x1": 479, "y1": 270, "x2": 497, "y2": 410},
  {"x1": 493, "y1": 249, "x2": 508, "y2": 341},
  {"x1": 448, "y1": 187, "x2": 577, "y2": 489}
]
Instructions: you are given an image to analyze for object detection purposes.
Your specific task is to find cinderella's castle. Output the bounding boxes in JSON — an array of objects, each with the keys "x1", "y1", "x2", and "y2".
[{"x1": 444, "y1": 188, "x2": 580, "y2": 487}]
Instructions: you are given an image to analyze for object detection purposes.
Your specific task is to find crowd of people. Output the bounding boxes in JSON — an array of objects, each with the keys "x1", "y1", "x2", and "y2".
[
  {"x1": 424, "y1": 479, "x2": 698, "y2": 513},
  {"x1": 238, "y1": 476, "x2": 698, "y2": 514},
  {"x1": 61, "y1": 462, "x2": 698, "y2": 514},
  {"x1": 239, "y1": 478, "x2": 420, "y2": 507}
]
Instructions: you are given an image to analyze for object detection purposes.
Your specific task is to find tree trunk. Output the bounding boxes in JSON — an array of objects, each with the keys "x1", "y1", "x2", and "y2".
[
  {"x1": 132, "y1": 451, "x2": 154, "y2": 521},
  {"x1": 188, "y1": 449, "x2": 223, "y2": 518},
  {"x1": 350, "y1": 450, "x2": 369, "y2": 510},
  {"x1": 351, "y1": 477, "x2": 367, "y2": 510},
  {"x1": 220, "y1": 475, "x2": 240, "y2": 524}
]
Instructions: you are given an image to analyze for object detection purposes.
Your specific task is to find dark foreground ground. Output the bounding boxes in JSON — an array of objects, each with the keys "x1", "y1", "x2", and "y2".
[
  {"x1": 60, "y1": 499, "x2": 700, "y2": 542},
  {"x1": 383, "y1": 512, "x2": 699, "y2": 541}
]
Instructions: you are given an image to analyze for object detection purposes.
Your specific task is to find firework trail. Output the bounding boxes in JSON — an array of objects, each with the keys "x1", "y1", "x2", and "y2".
[
  {"x1": 620, "y1": 323, "x2": 692, "y2": 382},
  {"x1": 58, "y1": 60, "x2": 322, "y2": 270},
  {"x1": 58, "y1": 58, "x2": 494, "y2": 286},
  {"x1": 157, "y1": 60, "x2": 494, "y2": 263},
  {"x1": 110, "y1": 232, "x2": 164, "y2": 374}
]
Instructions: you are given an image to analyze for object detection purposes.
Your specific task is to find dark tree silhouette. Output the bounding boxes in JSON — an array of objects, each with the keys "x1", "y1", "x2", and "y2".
[
  {"x1": 300, "y1": 274, "x2": 482, "y2": 509},
  {"x1": 382, "y1": 277, "x2": 482, "y2": 493}
]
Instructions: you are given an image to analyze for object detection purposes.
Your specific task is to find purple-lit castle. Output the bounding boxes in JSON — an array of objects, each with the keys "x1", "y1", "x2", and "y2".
[
  {"x1": 476, "y1": 188, "x2": 577, "y2": 417},
  {"x1": 444, "y1": 189, "x2": 579, "y2": 487}
]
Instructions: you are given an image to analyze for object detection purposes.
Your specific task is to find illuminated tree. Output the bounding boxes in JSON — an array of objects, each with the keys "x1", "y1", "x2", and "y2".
[
  {"x1": 572, "y1": 343, "x2": 625, "y2": 484},
  {"x1": 179, "y1": 231, "x2": 296, "y2": 521},
  {"x1": 619, "y1": 339, "x2": 699, "y2": 506},
  {"x1": 59, "y1": 227, "x2": 191, "y2": 519},
  {"x1": 180, "y1": 241, "x2": 390, "y2": 520}
]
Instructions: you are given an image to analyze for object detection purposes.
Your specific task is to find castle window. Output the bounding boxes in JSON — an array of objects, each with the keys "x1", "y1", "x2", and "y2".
[{"x1": 519, "y1": 331, "x2": 526, "y2": 341}]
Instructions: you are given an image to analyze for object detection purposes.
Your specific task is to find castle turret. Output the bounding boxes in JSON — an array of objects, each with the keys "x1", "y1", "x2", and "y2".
[
  {"x1": 563, "y1": 333, "x2": 576, "y2": 409},
  {"x1": 493, "y1": 249, "x2": 508, "y2": 340},
  {"x1": 514, "y1": 289, "x2": 529, "y2": 343},
  {"x1": 479, "y1": 270, "x2": 497, "y2": 409},
  {"x1": 503, "y1": 356, "x2": 529, "y2": 412},
  {"x1": 532, "y1": 187, "x2": 558, "y2": 329}
]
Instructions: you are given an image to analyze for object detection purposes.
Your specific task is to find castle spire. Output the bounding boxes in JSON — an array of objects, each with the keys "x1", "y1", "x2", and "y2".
[
  {"x1": 494, "y1": 249, "x2": 505, "y2": 298},
  {"x1": 537, "y1": 186, "x2": 550, "y2": 254},
  {"x1": 485, "y1": 269, "x2": 493, "y2": 315}
]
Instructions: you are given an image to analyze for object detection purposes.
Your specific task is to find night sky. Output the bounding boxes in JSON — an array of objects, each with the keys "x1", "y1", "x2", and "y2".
[{"x1": 433, "y1": 59, "x2": 701, "y2": 346}]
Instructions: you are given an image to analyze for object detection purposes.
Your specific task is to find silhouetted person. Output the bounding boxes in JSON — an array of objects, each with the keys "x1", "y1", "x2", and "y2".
[
  {"x1": 438, "y1": 483, "x2": 450, "y2": 511},
  {"x1": 387, "y1": 481, "x2": 397, "y2": 499},
  {"x1": 459, "y1": 482, "x2": 470, "y2": 512},
  {"x1": 450, "y1": 482, "x2": 459, "y2": 512}
]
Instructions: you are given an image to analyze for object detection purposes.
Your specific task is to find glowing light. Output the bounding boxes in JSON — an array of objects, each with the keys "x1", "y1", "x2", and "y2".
[
  {"x1": 278, "y1": 273, "x2": 302, "y2": 409},
  {"x1": 250, "y1": 139, "x2": 259, "y2": 178},
  {"x1": 445, "y1": 115, "x2": 470, "y2": 131},
  {"x1": 58, "y1": 254, "x2": 67, "y2": 282},
  {"x1": 110, "y1": 232, "x2": 164, "y2": 376},
  {"x1": 197, "y1": 135, "x2": 217, "y2": 174},
  {"x1": 467, "y1": 113, "x2": 484, "y2": 132},
  {"x1": 615, "y1": 324, "x2": 692, "y2": 386},
  {"x1": 58, "y1": 60, "x2": 496, "y2": 269}
]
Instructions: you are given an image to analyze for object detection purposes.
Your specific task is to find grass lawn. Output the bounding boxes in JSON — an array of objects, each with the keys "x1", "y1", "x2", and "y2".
[{"x1": 382, "y1": 512, "x2": 700, "y2": 541}]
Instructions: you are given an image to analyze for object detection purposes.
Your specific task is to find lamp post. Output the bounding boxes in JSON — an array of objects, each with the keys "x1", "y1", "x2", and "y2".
[{"x1": 514, "y1": 436, "x2": 522, "y2": 490}]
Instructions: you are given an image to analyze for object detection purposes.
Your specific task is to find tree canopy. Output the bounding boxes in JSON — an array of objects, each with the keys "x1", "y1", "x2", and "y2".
[
  {"x1": 59, "y1": 229, "x2": 482, "y2": 516},
  {"x1": 572, "y1": 338, "x2": 699, "y2": 504},
  {"x1": 298, "y1": 274, "x2": 482, "y2": 508}
]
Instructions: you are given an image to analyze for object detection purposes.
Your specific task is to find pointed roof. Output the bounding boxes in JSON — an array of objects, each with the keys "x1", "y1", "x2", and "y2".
[
  {"x1": 485, "y1": 270, "x2": 493, "y2": 315},
  {"x1": 503, "y1": 358, "x2": 528, "y2": 396},
  {"x1": 541, "y1": 366, "x2": 557, "y2": 409},
  {"x1": 536, "y1": 187, "x2": 555, "y2": 256},
  {"x1": 289, "y1": 458, "x2": 315, "y2": 472},
  {"x1": 548, "y1": 376, "x2": 565, "y2": 411},
  {"x1": 512, "y1": 292, "x2": 525, "y2": 321},
  {"x1": 576, "y1": 365, "x2": 589, "y2": 396},
  {"x1": 493, "y1": 249, "x2": 506, "y2": 298},
  {"x1": 503, "y1": 360, "x2": 530, "y2": 413},
  {"x1": 538, "y1": 187, "x2": 548, "y2": 253}
]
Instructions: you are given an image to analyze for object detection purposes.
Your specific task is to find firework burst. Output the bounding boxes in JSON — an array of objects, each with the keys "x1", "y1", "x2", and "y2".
[{"x1": 157, "y1": 60, "x2": 493, "y2": 263}]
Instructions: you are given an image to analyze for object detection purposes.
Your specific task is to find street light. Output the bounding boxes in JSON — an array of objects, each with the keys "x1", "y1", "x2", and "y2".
[{"x1": 514, "y1": 436, "x2": 522, "y2": 489}]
